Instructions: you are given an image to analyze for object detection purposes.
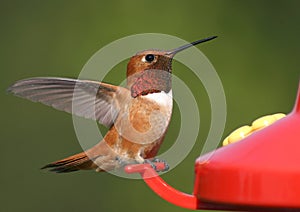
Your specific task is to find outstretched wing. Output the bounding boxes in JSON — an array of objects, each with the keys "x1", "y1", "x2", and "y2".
[{"x1": 7, "y1": 77, "x2": 130, "y2": 128}]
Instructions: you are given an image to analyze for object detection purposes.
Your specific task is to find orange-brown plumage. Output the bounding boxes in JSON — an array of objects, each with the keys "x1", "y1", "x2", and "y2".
[{"x1": 7, "y1": 36, "x2": 217, "y2": 173}]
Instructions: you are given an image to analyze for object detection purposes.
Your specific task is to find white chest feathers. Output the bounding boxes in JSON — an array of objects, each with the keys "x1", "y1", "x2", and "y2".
[{"x1": 143, "y1": 90, "x2": 173, "y2": 110}]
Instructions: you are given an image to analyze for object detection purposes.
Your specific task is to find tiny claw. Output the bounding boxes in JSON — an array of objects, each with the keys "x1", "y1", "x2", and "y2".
[
  {"x1": 144, "y1": 158, "x2": 169, "y2": 172},
  {"x1": 152, "y1": 158, "x2": 169, "y2": 172},
  {"x1": 144, "y1": 159, "x2": 157, "y2": 171}
]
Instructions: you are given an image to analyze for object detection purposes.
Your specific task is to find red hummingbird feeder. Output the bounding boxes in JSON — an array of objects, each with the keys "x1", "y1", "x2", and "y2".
[{"x1": 125, "y1": 82, "x2": 300, "y2": 211}]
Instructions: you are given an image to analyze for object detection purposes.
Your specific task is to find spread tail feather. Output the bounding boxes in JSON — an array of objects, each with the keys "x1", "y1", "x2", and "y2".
[{"x1": 41, "y1": 151, "x2": 97, "y2": 173}]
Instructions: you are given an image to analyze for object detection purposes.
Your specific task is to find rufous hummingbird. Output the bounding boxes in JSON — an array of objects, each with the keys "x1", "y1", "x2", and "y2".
[{"x1": 8, "y1": 36, "x2": 217, "y2": 173}]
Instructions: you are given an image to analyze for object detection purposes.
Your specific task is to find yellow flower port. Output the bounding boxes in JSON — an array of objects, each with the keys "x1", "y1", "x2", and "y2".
[{"x1": 223, "y1": 113, "x2": 286, "y2": 146}]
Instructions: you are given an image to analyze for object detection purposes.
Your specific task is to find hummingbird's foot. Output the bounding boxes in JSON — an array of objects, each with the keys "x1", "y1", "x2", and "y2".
[
  {"x1": 144, "y1": 158, "x2": 169, "y2": 172},
  {"x1": 144, "y1": 159, "x2": 157, "y2": 170},
  {"x1": 152, "y1": 158, "x2": 169, "y2": 172}
]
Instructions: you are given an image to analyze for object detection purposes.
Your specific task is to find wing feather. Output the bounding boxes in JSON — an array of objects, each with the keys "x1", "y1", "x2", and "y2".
[{"x1": 7, "y1": 77, "x2": 130, "y2": 128}]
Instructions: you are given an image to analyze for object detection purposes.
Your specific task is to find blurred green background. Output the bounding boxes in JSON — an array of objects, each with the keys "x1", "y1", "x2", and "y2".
[{"x1": 1, "y1": 0, "x2": 299, "y2": 212}]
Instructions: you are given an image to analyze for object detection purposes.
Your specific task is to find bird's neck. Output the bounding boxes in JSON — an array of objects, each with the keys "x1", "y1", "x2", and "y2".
[{"x1": 128, "y1": 69, "x2": 172, "y2": 98}]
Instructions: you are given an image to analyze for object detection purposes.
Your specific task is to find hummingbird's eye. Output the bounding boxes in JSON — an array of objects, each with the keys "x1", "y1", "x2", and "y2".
[{"x1": 145, "y1": 54, "x2": 155, "y2": 63}]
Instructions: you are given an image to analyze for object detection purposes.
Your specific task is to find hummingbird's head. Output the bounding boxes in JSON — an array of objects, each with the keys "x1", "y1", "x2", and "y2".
[
  {"x1": 127, "y1": 50, "x2": 173, "y2": 76},
  {"x1": 126, "y1": 36, "x2": 217, "y2": 98}
]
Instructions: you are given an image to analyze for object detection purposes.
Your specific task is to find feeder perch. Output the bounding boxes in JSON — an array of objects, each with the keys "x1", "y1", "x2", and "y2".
[{"x1": 125, "y1": 82, "x2": 300, "y2": 211}]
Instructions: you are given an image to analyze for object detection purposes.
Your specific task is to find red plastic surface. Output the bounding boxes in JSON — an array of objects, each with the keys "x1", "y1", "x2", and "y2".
[
  {"x1": 125, "y1": 163, "x2": 198, "y2": 210},
  {"x1": 195, "y1": 83, "x2": 300, "y2": 209},
  {"x1": 125, "y1": 83, "x2": 300, "y2": 211}
]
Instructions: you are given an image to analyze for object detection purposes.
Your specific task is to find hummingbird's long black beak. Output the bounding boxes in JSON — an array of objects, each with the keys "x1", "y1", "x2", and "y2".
[{"x1": 167, "y1": 36, "x2": 217, "y2": 56}]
